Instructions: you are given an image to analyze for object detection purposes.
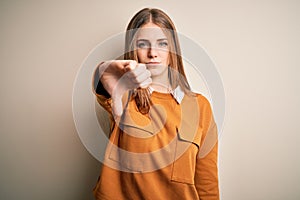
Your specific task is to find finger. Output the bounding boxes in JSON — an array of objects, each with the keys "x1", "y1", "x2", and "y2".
[
  {"x1": 139, "y1": 77, "x2": 152, "y2": 88},
  {"x1": 126, "y1": 64, "x2": 147, "y2": 79},
  {"x1": 104, "y1": 60, "x2": 136, "y2": 73},
  {"x1": 123, "y1": 60, "x2": 137, "y2": 71},
  {"x1": 134, "y1": 63, "x2": 147, "y2": 73},
  {"x1": 130, "y1": 69, "x2": 151, "y2": 84},
  {"x1": 101, "y1": 60, "x2": 129, "y2": 73},
  {"x1": 112, "y1": 97, "x2": 123, "y2": 117},
  {"x1": 116, "y1": 60, "x2": 136, "y2": 66}
]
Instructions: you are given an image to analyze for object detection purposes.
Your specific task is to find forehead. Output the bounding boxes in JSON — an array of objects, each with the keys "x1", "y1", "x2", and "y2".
[{"x1": 136, "y1": 23, "x2": 167, "y2": 40}]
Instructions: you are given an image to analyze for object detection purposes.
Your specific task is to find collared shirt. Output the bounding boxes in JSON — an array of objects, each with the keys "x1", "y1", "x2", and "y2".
[{"x1": 148, "y1": 85, "x2": 185, "y2": 104}]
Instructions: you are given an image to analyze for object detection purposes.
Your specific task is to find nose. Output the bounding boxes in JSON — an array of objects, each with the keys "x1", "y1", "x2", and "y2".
[{"x1": 148, "y1": 47, "x2": 158, "y2": 58}]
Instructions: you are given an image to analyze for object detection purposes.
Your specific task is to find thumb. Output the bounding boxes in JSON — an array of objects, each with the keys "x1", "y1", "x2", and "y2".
[
  {"x1": 112, "y1": 96, "x2": 123, "y2": 117},
  {"x1": 111, "y1": 81, "x2": 127, "y2": 117}
]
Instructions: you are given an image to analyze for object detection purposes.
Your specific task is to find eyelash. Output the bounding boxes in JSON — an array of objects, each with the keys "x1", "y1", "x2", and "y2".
[
  {"x1": 136, "y1": 41, "x2": 168, "y2": 49},
  {"x1": 137, "y1": 42, "x2": 149, "y2": 48},
  {"x1": 158, "y1": 42, "x2": 168, "y2": 47}
]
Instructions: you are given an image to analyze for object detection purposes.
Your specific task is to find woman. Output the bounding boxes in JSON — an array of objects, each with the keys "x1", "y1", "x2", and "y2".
[{"x1": 92, "y1": 8, "x2": 219, "y2": 200}]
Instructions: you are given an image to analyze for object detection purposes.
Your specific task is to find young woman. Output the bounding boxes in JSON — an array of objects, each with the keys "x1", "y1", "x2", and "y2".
[{"x1": 92, "y1": 8, "x2": 219, "y2": 200}]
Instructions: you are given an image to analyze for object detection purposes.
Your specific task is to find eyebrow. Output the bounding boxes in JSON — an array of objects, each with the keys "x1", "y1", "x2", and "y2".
[{"x1": 136, "y1": 38, "x2": 168, "y2": 42}]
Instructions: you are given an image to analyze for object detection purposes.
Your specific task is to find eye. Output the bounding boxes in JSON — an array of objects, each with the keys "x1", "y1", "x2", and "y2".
[
  {"x1": 136, "y1": 41, "x2": 150, "y2": 49},
  {"x1": 158, "y1": 41, "x2": 168, "y2": 48}
]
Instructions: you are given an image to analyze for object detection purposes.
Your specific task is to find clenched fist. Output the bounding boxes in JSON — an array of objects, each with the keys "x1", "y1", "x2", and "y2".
[{"x1": 98, "y1": 60, "x2": 152, "y2": 116}]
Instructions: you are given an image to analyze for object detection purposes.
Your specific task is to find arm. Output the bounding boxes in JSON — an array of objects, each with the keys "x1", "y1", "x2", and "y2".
[
  {"x1": 92, "y1": 62, "x2": 113, "y2": 113},
  {"x1": 194, "y1": 97, "x2": 220, "y2": 199}
]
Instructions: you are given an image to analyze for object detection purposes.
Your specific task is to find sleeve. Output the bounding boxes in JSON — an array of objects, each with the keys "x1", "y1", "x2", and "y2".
[
  {"x1": 92, "y1": 63, "x2": 113, "y2": 114},
  {"x1": 194, "y1": 96, "x2": 220, "y2": 200}
]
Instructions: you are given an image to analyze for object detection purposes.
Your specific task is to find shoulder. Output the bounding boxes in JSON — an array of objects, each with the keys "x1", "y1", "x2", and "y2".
[
  {"x1": 188, "y1": 92, "x2": 214, "y2": 126},
  {"x1": 195, "y1": 93, "x2": 211, "y2": 105},
  {"x1": 182, "y1": 92, "x2": 214, "y2": 122},
  {"x1": 186, "y1": 92, "x2": 212, "y2": 112}
]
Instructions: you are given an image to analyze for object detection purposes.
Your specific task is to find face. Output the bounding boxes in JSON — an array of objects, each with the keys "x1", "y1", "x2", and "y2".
[{"x1": 135, "y1": 23, "x2": 170, "y2": 78}]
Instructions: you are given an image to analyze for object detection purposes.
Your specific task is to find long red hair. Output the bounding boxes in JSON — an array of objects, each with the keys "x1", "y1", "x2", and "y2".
[{"x1": 124, "y1": 8, "x2": 191, "y2": 114}]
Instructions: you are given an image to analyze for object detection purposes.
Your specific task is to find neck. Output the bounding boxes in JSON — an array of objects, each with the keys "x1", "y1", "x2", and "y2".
[{"x1": 150, "y1": 70, "x2": 170, "y2": 93}]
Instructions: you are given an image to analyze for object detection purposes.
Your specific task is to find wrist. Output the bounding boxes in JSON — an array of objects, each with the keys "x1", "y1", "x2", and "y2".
[{"x1": 111, "y1": 84, "x2": 128, "y2": 99}]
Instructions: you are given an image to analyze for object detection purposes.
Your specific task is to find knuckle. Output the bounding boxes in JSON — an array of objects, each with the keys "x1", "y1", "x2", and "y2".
[
  {"x1": 129, "y1": 60, "x2": 137, "y2": 69},
  {"x1": 130, "y1": 60, "x2": 137, "y2": 65},
  {"x1": 136, "y1": 64, "x2": 146, "y2": 72},
  {"x1": 146, "y1": 70, "x2": 151, "y2": 77},
  {"x1": 135, "y1": 76, "x2": 142, "y2": 83},
  {"x1": 126, "y1": 71, "x2": 137, "y2": 78}
]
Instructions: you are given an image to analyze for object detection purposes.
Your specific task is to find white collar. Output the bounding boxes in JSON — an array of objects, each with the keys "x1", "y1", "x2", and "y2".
[{"x1": 148, "y1": 85, "x2": 185, "y2": 104}]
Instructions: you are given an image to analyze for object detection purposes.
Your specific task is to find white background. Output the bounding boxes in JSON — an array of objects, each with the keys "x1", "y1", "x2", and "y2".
[{"x1": 1, "y1": 0, "x2": 299, "y2": 199}]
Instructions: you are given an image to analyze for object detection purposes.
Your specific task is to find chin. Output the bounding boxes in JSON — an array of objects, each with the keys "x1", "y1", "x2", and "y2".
[{"x1": 149, "y1": 68, "x2": 167, "y2": 77}]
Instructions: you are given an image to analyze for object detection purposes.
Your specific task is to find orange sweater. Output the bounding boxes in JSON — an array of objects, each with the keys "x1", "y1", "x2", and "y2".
[{"x1": 92, "y1": 79, "x2": 219, "y2": 200}]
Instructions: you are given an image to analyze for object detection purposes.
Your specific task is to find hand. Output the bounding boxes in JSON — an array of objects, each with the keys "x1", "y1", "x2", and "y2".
[{"x1": 99, "y1": 60, "x2": 152, "y2": 116}]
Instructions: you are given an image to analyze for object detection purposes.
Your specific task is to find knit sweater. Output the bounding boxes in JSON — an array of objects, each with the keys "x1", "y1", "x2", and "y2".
[{"x1": 92, "y1": 74, "x2": 219, "y2": 200}]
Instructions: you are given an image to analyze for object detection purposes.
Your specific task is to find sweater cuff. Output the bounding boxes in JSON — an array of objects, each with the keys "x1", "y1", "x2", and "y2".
[{"x1": 92, "y1": 62, "x2": 110, "y2": 98}]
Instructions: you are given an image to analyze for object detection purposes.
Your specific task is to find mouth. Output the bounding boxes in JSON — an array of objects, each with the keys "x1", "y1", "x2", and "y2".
[
  {"x1": 146, "y1": 62, "x2": 162, "y2": 69},
  {"x1": 146, "y1": 62, "x2": 161, "y2": 64}
]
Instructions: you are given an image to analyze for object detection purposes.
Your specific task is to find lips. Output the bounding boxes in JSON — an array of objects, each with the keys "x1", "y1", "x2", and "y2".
[
  {"x1": 146, "y1": 62, "x2": 162, "y2": 69},
  {"x1": 146, "y1": 62, "x2": 161, "y2": 64}
]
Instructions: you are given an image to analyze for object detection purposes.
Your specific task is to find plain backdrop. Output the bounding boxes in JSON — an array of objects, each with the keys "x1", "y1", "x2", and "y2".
[{"x1": 1, "y1": 0, "x2": 299, "y2": 199}]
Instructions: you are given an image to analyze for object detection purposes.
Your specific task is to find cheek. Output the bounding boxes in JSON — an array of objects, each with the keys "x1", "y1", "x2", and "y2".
[
  {"x1": 137, "y1": 50, "x2": 147, "y2": 62},
  {"x1": 159, "y1": 50, "x2": 170, "y2": 62}
]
